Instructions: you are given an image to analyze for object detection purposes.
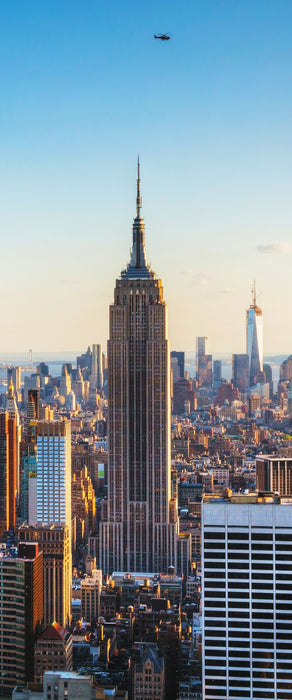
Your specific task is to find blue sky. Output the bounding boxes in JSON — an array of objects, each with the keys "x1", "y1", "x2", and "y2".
[{"x1": 1, "y1": 0, "x2": 292, "y2": 355}]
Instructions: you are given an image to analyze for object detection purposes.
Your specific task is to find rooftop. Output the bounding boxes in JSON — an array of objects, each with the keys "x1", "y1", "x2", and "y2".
[{"x1": 203, "y1": 492, "x2": 292, "y2": 505}]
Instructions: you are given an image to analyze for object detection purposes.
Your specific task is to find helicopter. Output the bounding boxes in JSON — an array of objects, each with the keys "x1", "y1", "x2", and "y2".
[{"x1": 154, "y1": 33, "x2": 171, "y2": 40}]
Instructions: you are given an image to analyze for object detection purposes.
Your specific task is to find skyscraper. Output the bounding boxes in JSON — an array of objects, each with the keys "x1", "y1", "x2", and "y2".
[
  {"x1": 256, "y1": 455, "x2": 292, "y2": 494},
  {"x1": 99, "y1": 162, "x2": 180, "y2": 574},
  {"x1": 19, "y1": 524, "x2": 71, "y2": 628},
  {"x1": 36, "y1": 419, "x2": 71, "y2": 528},
  {"x1": 202, "y1": 493, "x2": 292, "y2": 700},
  {"x1": 196, "y1": 337, "x2": 212, "y2": 387},
  {"x1": 91, "y1": 343, "x2": 103, "y2": 390},
  {"x1": 232, "y1": 353, "x2": 250, "y2": 391},
  {"x1": 7, "y1": 365, "x2": 21, "y2": 393},
  {"x1": 0, "y1": 410, "x2": 17, "y2": 536},
  {"x1": 6, "y1": 378, "x2": 21, "y2": 496},
  {"x1": 212, "y1": 360, "x2": 222, "y2": 389},
  {"x1": 196, "y1": 336, "x2": 208, "y2": 359},
  {"x1": 0, "y1": 542, "x2": 43, "y2": 693},
  {"x1": 197, "y1": 354, "x2": 213, "y2": 388},
  {"x1": 246, "y1": 281, "x2": 263, "y2": 386},
  {"x1": 171, "y1": 351, "x2": 185, "y2": 380},
  {"x1": 33, "y1": 419, "x2": 72, "y2": 625}
]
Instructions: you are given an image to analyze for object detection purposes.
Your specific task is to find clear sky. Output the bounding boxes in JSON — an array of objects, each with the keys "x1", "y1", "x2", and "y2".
[{"x1": 1, "y1": 0, "x2": 292, "y2": 356}]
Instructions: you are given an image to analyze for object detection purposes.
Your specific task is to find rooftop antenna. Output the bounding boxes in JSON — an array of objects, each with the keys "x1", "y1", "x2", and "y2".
[
  {"x1": 252, "y1": 280, "x2": 256, "y2": 307},
  {"x1": 136, "y1": 156, "x2": 142, "y2": 218}
]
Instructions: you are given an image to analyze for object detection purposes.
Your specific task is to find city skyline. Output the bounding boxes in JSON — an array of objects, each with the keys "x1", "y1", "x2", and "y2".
[{"x1": 1, "y1": 1, "x2": 292, "y2": 353}]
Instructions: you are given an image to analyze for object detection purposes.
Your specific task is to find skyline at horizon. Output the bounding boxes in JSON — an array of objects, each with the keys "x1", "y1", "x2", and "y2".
[{"x1": 1, "y1": 1, "x2": 292, "y2": 353}]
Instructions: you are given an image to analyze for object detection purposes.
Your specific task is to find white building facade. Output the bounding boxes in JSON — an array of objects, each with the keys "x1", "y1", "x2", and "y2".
[
  {"x1": 36, "y1": 420, "x2": 71, "y2": 527},
  {"x1": 202, "y1": 495, "x2": 292, "y2": 700}
]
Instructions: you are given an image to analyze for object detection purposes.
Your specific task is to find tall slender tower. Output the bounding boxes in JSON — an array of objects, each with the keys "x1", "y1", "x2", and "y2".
[
  {"x1": 6, "y1": 378, "x2": 21, "y2": 496},
  {"x1": 0, "y1": 409, "x2": 17, "y2": 535},
  {"x1": 91, "y1": 344, "x2": 103, "y2": 390},
  {"x1": 246, "y1": 281, "x2": 263, "y2": 386},
  {"x1": 99, "y1": 161, "x2": 179, "y2": 574}
]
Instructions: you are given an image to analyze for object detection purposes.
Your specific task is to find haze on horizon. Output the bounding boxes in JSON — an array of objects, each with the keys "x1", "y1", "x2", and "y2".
[{"x1": 1, "y1": 0, "x2": 292, "y2": 356}]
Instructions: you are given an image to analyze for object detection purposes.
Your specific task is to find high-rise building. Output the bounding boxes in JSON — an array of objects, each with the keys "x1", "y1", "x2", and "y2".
[
  {"x1": 280, "y1": 355, "x2": 292, "y2": 381},
  {"x1": 20, "y1": 448, "x2": 38, "y2": 523},
  {"x1": 246, "y1": 281, "x2": 263, "y2": 386},
  {"x1": 196, "y1": 336, "x2": 208, "y2": 360},
  {"x1": 0, "y1": 410, "x2": 17, "y2": 536},
  {"x1": 171, "y1": 351, "x2": 185, "y2": 380},
  {"x1": 7, "y1": 365, "x2": 22, "y2": 393},
  {"x1": 256, "y1": 455, "x2": 292, "y2": 494},
  {"x1": 27, "y1": 388, "x2": 40, "y2": 422},
  {"x1": 196, "y1": 337, "x2": 212, "y2": 386},
  {"x1": 81, "y1": 569, "x2": 102, "y2": 625},
  {"x1": 232, "y1": 353, "x2": 250, "y2": 391},
  {"x1": 36, "y1": 420, "x2": 71, "y2": 529},
  {"x1": 32, "y1": 420, "x2": 72, "y2": 625},
  {"x1": 213, "y1": 360, "x2": 222, "y2": 389},
  {"x1": 0, "y1": 542, "x2": 43, "y2": 694},
  {"x1": 6, "y1": 378, "x2": 21, "y2": 496},
  {"x1": 197, "y1": 354, "x2": 213, "y2": 387},
  {"x1": 171, "y1": 355, "x2": 180, "y2": 384},
  {"x1": 23, "y1": 374, "x2": 41, "y2": 405},
  {"x1": 72, "y1": 465, "x2": 96, "y2": 546},
  {"x1": 19, "y1": 524, "x2": 71, "y2": 628},
  {"x1": 99, "y1": 163, "x2": 181, "y2": 574},
  {"x1": 91, "y1": 344, "x2": 103, "y2": 390},
  {"x1": 71, "y1": 365, "x2": 84, "y2": 401},
  {"x1": 263, "y1": 363, "x2": 272, "y2": 384},
  {"x1": 202, "y1": 493, "x2": 292, "y2": 700},
  {"x1": 59, "y1": 367, "x2": 71, "y2": 398}
]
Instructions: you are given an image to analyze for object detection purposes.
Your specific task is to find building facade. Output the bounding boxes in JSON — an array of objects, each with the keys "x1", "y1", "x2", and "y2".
[
  {"x1": 202, "y1": 494, "x2": 292, "y2": 700},
  {"x1": 171, "y1": 351, "x2": 185, "y2": 380},
  {"x1": 34, "y1": 621, "x2": 73, "y2": 681},
  {"x1": 6, "y1": 378, "x2": 21, "y2": 496},
  {"x1": 36, "y1": 419, "x2": 71, "y2": 528},
  {"x1": 72, "y1": 465, "x2": 96, "y2": 546},
  {"x1": 232, "y1": 353, "x2": 250, "y2": 391},
  {"x1": 0, "y1": 410, "x2": 17, "y2": 536},
  {"x1": 81, "y1": 569, "x2": 102, "y2": 624},
  {"x1": 19, "y1": 524, "x2": 71, "y2": 628},
  {"x1": 91, "y1": 343, "x2": 103, "y2": 390},
  {"x1": 0, "y1": 542, "x2": 43, "y2": 693},
  {"x1": 99, "y1": 163, "x2": 180, "y2": 574},
  {"x1": 213, "y1": 360, "x2": 222, "y2": 390},
  {"x1": 256, "y1": 456, "x2": 292, "y2": 495},
  {"x1": 133, "y1": 644, "x2": 165, "y2": 700}
]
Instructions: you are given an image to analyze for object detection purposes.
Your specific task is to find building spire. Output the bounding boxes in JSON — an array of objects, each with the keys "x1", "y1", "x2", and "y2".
[
  {"x1": 252, "y1": 280, "x2": 256, "y2": 307},
  {"x1": 136, "y1": 155, "x2": 142, "y2": 218},
  {"x1": 121, "y1": 159, "x2": 155, "y2": 279}
]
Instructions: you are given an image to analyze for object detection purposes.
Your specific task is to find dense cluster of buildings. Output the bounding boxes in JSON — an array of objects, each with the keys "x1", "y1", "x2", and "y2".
[{"x1": 0, "y1": 168, "x2": 291, "y2": 698}]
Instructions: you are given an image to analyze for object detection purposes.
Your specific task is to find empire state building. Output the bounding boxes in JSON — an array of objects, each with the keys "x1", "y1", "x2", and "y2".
[{"x1": 99, "y1": 163, "x2": 181, "y2": 574}]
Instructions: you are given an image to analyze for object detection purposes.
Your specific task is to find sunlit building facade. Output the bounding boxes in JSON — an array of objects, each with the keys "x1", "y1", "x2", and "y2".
[
  {"x1": 36, "y1": 420, "x2": 71, "y2": 528},
  {"x1": 202, "y1": 494, "x2": 292, "y2": 700}
]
